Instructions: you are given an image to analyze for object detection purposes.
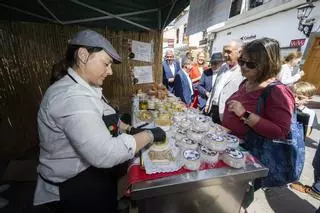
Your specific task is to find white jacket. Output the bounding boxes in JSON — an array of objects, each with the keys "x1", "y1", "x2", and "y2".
[
  {"x1": 34, "y1": 68, "x2": 136, "y2": 205},
  {"x1": 277, "y1": 64, "x2": 301, "y2": 85}
]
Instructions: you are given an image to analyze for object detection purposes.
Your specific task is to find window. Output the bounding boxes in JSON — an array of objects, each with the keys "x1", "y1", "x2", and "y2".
[
  {"x1": 229, "y1": 0, "x2": 243, "y2": 18},
  {"x1": 176, "y1": 28, "x2": 180, "y2": 44},
  {"x1": 183, "y1": 24, "x2": 188, "y2": 44},
  {"x1": 249, "y1": 0, "x2": 268, "y2": 9},
  {"x1": 183, "y1": 24, "x2": 187, "y2": 36}
]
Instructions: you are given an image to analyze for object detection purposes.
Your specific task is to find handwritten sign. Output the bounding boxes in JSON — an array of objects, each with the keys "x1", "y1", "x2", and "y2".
[
  {"x1": 132, "y1": 40, "x2": 152, "y2": 62},
  {"x1": 133, "y1": 66, "x2": 153, "y2": 84}
]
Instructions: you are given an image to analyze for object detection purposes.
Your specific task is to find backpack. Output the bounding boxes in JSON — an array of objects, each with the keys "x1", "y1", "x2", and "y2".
[{"x1": 244, "y1": 81, "x2": 305, "y2": 187}]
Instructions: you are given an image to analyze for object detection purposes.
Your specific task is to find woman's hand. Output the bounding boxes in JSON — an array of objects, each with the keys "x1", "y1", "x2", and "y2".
[
  {"x1": 204, "y1": 106, "x2": 209, "y2": 113},
  {"x1": 227, "y1": 100, "x2": 246, "y2": 117}
]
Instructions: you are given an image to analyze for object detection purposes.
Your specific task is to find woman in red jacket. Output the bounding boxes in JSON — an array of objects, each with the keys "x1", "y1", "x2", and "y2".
[
  {"x1": 189, "y1": 51, "x2": 208, "y2": 108},
  {"x1": 222, "y1": 37, "x2": 295, "y2": 142}
]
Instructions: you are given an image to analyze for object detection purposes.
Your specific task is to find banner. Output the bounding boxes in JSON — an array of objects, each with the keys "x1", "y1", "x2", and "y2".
[{"x1": 186, "y1": 0, "x2": 232, "y2": 35}]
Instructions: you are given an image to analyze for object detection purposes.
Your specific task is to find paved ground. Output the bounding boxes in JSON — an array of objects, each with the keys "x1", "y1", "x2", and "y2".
[{"x1": 247, "y1": 106, "x2": 320, "y2": 213}]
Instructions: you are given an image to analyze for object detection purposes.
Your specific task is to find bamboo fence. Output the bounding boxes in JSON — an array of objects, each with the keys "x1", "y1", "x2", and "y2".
[{"x1": 0, "y1": 21, "x2": 163, "y2": 159}]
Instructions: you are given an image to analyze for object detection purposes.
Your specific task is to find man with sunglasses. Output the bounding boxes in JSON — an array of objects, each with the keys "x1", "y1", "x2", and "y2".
[
  {"x1": 205, "y1": 40, "x2": 244, "y2": 123},
  {"x1": 162, "y1": 50, "x2": 180, "y2": 93}
]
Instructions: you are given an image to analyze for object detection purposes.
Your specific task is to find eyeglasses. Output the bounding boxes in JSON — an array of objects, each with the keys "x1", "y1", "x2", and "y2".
[{"x1": 238, "y1": 59, "x2": 256, "y2": 69}]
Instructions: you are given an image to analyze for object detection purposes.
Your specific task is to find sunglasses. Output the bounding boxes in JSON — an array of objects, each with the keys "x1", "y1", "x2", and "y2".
[{"x1": 238, "y1": 59, "x2": 256, "y2": 69}]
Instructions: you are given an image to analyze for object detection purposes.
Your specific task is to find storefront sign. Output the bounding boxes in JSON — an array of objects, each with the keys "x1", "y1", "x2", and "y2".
[
  {"x1": 240, "y1": 34, "x2": 256, "y2": 41},
  {"x1": 199, "y1": 38, "x2": 208, "y2": 46},
  {"x1": 290, "y1": 39, "x2": 306, "y2": 47}
]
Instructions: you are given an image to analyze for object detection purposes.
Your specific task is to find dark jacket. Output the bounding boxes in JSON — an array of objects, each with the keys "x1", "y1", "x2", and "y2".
[
  {"x1": 162, "y1": 60, "x2": 180, "y2": 93},
  {"x1": 198, "y1": 68, "x2": 214, "y2": 110},
  {"x1": 174, "y1": 69, "x2": 192, "y2": 105}
]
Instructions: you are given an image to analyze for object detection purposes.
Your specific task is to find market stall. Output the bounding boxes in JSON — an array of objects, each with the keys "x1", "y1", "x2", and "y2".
[
  {"x1": 127, "y1": 88, "x2": 268, "y2": 213},
  {"x1": 0, "y1": 0, "x2": 189, "y2": 158}
]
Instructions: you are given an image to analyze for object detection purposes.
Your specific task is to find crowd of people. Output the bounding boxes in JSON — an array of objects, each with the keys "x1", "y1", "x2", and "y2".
[
  {"x1": 162, "y1": 37, "x2": 319, "y2": 210},
  {"x1": 162, "y1": 40, "x2": 318, "y2": 137}
]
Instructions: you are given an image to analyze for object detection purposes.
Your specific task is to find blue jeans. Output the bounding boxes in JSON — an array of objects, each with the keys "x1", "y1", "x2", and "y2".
[
  {"x1": 313, "y1": 143, "x2": 320, "y2": 213},
  {"x1": 313, "y1": 143, "x2": 320, "y2": 191}
]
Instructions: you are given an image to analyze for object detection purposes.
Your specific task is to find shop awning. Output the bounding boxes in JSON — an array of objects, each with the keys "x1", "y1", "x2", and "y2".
[{"x1": 0, "y1": 0, "x2": 190, "y2": 31}]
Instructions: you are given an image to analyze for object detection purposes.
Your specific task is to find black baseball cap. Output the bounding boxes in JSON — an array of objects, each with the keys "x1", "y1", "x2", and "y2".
[
  {"x1": 210, "y1": 52, "x2": 224, "y2": 63},
  {"x1": 69, "y1": 29, "x2": 122, "y2": 64}
]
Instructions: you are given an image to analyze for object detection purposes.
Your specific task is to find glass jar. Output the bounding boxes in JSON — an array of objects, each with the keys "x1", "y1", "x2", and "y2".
[
  {"x1": 155, "y1": 110, "x2": 171, "y2": 127},
  {"x1": 139, "y1": 94, "x2": 148, "y2": 110}
]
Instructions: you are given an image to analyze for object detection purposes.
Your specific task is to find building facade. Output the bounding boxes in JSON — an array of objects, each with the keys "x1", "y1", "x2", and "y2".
[{"x1": 207, "y1": 0, "x2": 320, "y2": 57}]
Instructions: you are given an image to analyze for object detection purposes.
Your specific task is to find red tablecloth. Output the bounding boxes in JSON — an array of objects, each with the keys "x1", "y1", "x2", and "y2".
[
  {"x1": 128, "y1": 160, "x2": 227, "y2": 186},
  {"x1": 127, "y1": 153, "x2": 257, "y2": 187}
]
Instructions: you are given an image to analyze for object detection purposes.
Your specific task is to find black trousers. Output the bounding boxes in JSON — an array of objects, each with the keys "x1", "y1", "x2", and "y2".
[
  {"x1": 38, "y1": 166, "x2": 124, "y2": 213},
  {"x1": 207, "y1": 105, "x2": 221, "y2": 124},
  {"x1": 60, "y1": 167, "x2": 118, "y2": 213}
]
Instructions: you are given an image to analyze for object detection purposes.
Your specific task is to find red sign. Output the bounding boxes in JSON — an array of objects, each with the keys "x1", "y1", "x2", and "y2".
[
  {"x1": 290, "y1": 39, "x2": 306, "y2": 47},
  {"x1": 168, "y1": 39, "x2": 174, "y2": 48}
]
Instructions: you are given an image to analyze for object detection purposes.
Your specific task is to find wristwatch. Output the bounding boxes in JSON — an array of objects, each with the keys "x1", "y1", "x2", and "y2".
[{"x1": 241, "y1": 111, "x2": 251, "y2": 120}]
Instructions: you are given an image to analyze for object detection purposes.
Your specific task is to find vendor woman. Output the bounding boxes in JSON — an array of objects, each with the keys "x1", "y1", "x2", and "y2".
[{"x1": 33, "y1": 29, "x2": 165, "y2": 213}]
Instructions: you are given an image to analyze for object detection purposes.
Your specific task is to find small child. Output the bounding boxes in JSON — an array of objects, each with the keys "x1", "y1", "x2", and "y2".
[{"x1": 291, "y1": 81, "x2": 318, "y2": 136}]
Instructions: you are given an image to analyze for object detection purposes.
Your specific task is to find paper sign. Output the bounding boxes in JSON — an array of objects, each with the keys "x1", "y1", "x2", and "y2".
[
  {"x1": 132, "y1": 40, "x2": 152, "y2": 62},
  {"x1": 133, "y1": 66, "x2": 153, "y2": 84}
]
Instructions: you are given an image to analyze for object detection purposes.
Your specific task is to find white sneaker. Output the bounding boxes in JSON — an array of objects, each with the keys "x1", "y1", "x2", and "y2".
[
  {"x1": 0, "y1": 184, "x2": 10, "y2": 194},
  {"x1": 0, "y1": 197, "x2": 8, "y2": 208}
]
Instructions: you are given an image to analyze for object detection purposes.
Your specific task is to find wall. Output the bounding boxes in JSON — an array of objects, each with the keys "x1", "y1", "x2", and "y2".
[
  {"x1": 163, "y1": 26, "x2": 175, "y2": 57},
  {"x1": 0, "y1": 21, "x2": 163, "y2": 159},
  {"x1": 210, "y1": 1, "x2": 320, "y2": 53}
]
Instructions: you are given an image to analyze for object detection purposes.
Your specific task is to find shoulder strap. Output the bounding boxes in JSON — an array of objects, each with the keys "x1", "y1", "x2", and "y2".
[
  {"x1": 239, "y1": 79, "x2": 247, "y2": 87},
  {"x1": 256, "y1": 81, "x2": 283, "y2": 115}
]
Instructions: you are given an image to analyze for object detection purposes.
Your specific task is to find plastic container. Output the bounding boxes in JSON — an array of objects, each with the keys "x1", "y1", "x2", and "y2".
[
  {"x1": 172, "y1": 112, "x2": 187, "y2": 123},
  {"x1": 177, "y1": 137, "x2": 198, "y2": 150},
  {"x1": 200, "y1": 132, "x2": 227, "y2": 152},
  {"x1": 179, "y1": 118, "x2": 192, "y2": 129},
  {"x1": 174, "y1": 128, "x2": 188, "y2": 141},
  {"x1": 210, "y1": 123, "x2": 227, "y2": 135},
  {"x1": 182, "y1": 149, "x2": 201, "y2": 170},
  {"x1": 187, "y1": 130, "x2": 204, "y2": 143},
  {"x1": 222, "y1": 148, "x2": 246, "y2": 169},
  {"x1": 199, "y1": 144, "x2": 219, "y2": 164},
  {"x1": 192, "y1": 115, "x2": 211, "y2": 132},
  {"x1": 186, "y1": 108, "x2": 199, "y2": 121},
  {"x1": 224, "y1": 134, "x2": 240, "y2": 149}
]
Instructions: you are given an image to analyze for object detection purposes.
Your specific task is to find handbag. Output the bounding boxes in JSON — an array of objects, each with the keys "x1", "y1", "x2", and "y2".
[{"x1": 244, "y1": 81, "x2": 305, "y2": 187}]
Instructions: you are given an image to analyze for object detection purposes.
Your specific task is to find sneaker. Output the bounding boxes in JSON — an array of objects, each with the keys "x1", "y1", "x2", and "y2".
[
  {"x1": 306, "y1": 187, "x2": 320, "y2": 201},
  {"x1": 0, "y1": 184, "x2": 10, "y2": 194},
  {"x1": 0, "y1": 197, "x2": 8, "y2": 208},
  {"x1": 290, "y1": 182, "x2": 309, "y2": 193}
]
